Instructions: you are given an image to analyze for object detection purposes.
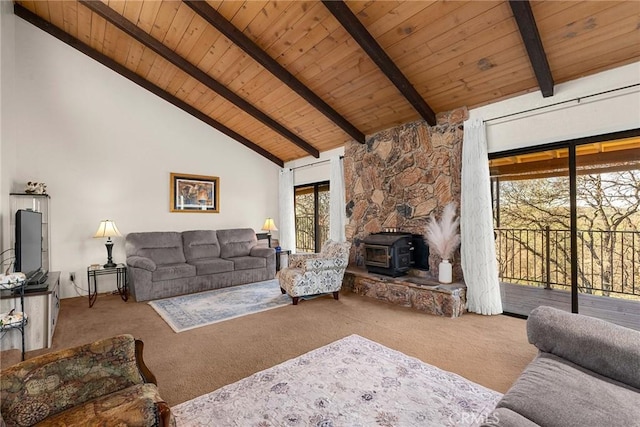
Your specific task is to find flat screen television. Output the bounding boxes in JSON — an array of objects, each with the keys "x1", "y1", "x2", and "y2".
[{"x1": 15, "y1": 209, "x2": 47, "y2": 284}]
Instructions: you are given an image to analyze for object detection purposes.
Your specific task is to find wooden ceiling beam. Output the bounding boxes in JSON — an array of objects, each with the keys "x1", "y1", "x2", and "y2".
[
  {"x1": 322, "y1": 0, "x2": 436, "y2": 126},
  {"x1": 509, "y1": 0, "x2": 554, "y2": 97},
  {"x1": 13, "y1": 3, "x2": 284, "y2": 167},
  {"x1": 183, "y1": 0, "x2": 365, "y2": 145},
  {"x1": 78, "y1": 0, "x2": 319, "y2": 158}
]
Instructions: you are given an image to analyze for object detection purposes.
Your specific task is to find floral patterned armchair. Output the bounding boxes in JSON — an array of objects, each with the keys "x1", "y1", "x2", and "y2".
[
  {"x1": 0, "y1": 334, "x2": 173, "y2": 427},
  {"x1": 278, "y1": 240, "x2": 351, "y2": 305}
]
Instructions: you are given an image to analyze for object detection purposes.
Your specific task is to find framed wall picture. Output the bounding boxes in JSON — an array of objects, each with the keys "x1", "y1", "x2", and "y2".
[{"x1": 170, "y1": 173, "x2": 220, "y2": 213}]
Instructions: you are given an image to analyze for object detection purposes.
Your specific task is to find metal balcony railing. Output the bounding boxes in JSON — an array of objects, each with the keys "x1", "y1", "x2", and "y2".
[
  {"x1": 496, "y1": 227, "x2": 639, "y2": 298},
  {"x1": 295, "y1": 215, "x2": 328, "y2": 253}
]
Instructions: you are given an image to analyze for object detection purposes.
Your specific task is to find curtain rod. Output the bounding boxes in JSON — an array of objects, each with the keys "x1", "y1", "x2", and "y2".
[
  {"x1": 483, "y1": 83, "x2": 640, "y2": 124},
  {"x1": 289, "y1": 155, "x2": 344, "y2": 171}
]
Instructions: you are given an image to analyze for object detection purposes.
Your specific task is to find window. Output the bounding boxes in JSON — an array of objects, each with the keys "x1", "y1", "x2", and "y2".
[{"x1": 294, "y1": 182, "x2": 330, "y2": 253}]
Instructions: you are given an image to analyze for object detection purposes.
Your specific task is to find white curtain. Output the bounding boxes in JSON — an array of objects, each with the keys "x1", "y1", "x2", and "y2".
[
  {"x1": 329, "y1": 156, "x2": 346, "y2": 242},
  {"x1": 461, "y1": 119, "x2": 503, "y2": 315},
  {"x1": 278, "y1": 168, "x2": 296, "y2": 254}
]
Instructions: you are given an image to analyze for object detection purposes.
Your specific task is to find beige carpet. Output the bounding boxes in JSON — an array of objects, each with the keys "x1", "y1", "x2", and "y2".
[{"x1": 0, "y1": 289, "x2": 536, "y2": 407}]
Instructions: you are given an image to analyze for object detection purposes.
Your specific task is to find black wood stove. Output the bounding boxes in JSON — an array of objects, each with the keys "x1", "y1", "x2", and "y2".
[{"x1": 363, "y1": 232, "x2": 429, "y2": 277}]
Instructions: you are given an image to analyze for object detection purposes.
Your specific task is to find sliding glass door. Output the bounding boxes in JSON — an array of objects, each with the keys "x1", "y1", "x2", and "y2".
[
  {"x1": 491, "y1": 147, "x2": 572, "y2": 314},
  {"x1": 490, "y1": 132, "x2": 640, "y2": 327},
  {"x1": 294, "y1": 181, "x2": 330, "y2": 253},
  {"x1": 574, "y1": 139, "x2": 640, "y2": 325}
]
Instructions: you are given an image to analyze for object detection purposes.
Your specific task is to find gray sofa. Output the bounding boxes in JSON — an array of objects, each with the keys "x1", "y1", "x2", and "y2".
[
  {"x1": 125, "y1": 229, "x2": 275, "y2": 301},
  {"x1": 483, "y1": 305, "x2": 640, "y2": 426}
]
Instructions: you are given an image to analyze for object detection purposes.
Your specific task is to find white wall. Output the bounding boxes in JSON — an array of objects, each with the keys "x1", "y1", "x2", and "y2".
[
  {"x1": 4, "y1": 16, "x2": 280, "y2": 298},
  {"x1": 469, "y1": 62, "x2": 640, "y2": 153},
  {"x1": 285, "y1": 147, "x2": 344, "y2": 186},
  {"x1": 0, "y1": 0, "x2": 17, "y2": 264}
]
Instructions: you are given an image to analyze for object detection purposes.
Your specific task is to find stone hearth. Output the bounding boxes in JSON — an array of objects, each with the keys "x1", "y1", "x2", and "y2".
[{"x1": 343, "y1": 267, "x2": 466, "y2": 318}]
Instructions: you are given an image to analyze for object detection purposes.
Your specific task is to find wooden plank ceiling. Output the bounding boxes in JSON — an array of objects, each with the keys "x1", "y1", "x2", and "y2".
[
  {"x1": 13, "y1": 1, "x2": 640, "y2": 166},
  {"x1": 490, "y1": 136, "x2": 640, "y2": 180}
]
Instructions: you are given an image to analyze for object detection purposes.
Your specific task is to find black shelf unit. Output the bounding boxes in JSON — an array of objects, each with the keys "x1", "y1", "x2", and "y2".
[{"x1": 0, "y1": 280, "x2": 28, "y2": 361}]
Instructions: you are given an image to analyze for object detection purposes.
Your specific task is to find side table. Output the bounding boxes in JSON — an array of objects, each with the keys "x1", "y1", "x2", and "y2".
[
  {"x1": 275, "y1": 250, "x2": 291, "y2": 271},
  {"x1": 87, "y1": 264, "x2": 128, "y2": 307}
]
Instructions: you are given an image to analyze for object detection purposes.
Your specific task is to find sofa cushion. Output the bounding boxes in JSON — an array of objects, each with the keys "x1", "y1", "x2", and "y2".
[
  {"x1": 496, "y1": 352, "x2": 640, "y2": 427},
  {"x1": 228, "y1": 256, "x2": 266, "y2": 271},
  {"x1": 189, "y1": 258, "x2": 234, "y2": 275},
  {"x1": 152, "y1": 263, "x2": 196, "y2": 281},
  {"x1": 527, "y1": 305, "x2": 640, "y2": 389},
  {"x1": 182, "y1": 230, "x2": 221, "y2": 260},
  {"x1": 483, "y1": 407, "x2": 540, "y2": 427},
  {"x1": 250, "y1": 246, "x2": 275, "y2": 259},
  {"x1": 0, "y1": 335, "x2": 143, "y2": 426},
  {"x1": 217, "y1": 228, "x2": 257, "y2": 258},
  {"x1": 41, "y1": 383, "x2": 167, "y2": 427},
  {"x1": 127, "y1": 255, "x2": 157, "y2": 271},
  {"x1": 126, "y1": 232, "x2": 186, "y2": 265}
]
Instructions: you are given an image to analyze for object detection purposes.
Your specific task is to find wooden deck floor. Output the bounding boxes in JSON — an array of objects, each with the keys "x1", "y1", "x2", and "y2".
[{"x1": 501, "y1": 282, "x2": 640, "y2": 331}]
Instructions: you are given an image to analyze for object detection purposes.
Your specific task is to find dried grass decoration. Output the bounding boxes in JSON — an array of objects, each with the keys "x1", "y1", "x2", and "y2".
[{"x1": 425, "y1": 203, "x2": 460, "y2": 283}]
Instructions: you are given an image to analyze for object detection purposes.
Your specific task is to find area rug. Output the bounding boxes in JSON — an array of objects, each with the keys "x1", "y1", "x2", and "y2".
[
  {"x1": 172, "y1": 334, "x2": 502, "y2": 426},
  {"x1": 148, "y1": 279, "x2": 290, "y2": 332}
]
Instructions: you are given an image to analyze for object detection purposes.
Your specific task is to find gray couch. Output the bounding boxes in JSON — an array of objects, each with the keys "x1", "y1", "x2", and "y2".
[
  {"x1": 125, "y1": 229, "x2": 275, "y2": 301},
  {"x1": 484, "y1": 305, "x2": 640, "y2": 426}
]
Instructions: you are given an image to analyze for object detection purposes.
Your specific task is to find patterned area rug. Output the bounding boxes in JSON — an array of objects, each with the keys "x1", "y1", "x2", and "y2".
[
  {"x1": 148, "y1": 279, "x2": 290, "y2": 332},
  {"x1": 172, "y1": 335, "x2": 502, "y2": 426}
]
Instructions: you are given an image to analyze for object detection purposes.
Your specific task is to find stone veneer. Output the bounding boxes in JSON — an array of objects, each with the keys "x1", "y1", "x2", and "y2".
[
  {"x1": 343, "y1": 107, "x2": 468, "y2": 280},
  {"x1": 343, "y1": 267, "x2": 466, "y2": 318}
]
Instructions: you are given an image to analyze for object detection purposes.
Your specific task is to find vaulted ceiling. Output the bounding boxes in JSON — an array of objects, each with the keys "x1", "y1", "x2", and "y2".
[{"x1": 13, "y1": 1, "x2": 640, "y2": 166}]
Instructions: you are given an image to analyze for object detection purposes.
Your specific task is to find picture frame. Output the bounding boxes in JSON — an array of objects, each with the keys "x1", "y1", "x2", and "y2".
[{"x1": 170, "y1": 173, "x2": 219, "y2": 213}]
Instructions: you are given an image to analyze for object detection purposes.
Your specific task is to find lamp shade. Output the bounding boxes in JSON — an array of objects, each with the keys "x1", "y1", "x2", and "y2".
[
  {"x1": 93, "y1": 220, "x2": 122, "y2": 238},
  {"x1": 261, "y1": 218, "x2": 278, "y2": 232}
]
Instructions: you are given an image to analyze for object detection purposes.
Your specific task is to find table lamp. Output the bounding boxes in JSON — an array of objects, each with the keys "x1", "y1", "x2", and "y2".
[
  {"x1": 94, "y1": 220, "x2": 122, "y2": 268},
  {"x1": 261, "y1": 218, "x2": 278, "y2": 248}
]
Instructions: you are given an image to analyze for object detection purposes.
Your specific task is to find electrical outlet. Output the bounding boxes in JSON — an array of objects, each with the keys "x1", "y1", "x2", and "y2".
[{"x1": 70, "y1": 273, "x2": 75, "y2": 282}]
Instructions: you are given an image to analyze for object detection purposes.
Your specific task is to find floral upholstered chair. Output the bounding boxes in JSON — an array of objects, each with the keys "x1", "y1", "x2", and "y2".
[
  {"x1": 279, "y1": 240, "x2": 351, "y2": 305},
  {"x1": 0, "y1": 334, "x2": 173, "y2": 427}
]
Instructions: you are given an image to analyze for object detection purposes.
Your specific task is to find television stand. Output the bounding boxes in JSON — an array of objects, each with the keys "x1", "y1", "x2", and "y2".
[
  {"x1": 26, "y1": 269, "x2": 48, "y2": 286},
  {"x1": 0, "y1": 272, "x2": 60, "y2": 352},
  {"x1": 24, "y1": 282, "x2": 49, "y2": 293}
]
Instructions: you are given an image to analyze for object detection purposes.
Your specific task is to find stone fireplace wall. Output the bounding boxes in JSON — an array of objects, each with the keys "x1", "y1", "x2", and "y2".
[{"x1": 344, "y1": 107, "x2": 467, "y2": 280}]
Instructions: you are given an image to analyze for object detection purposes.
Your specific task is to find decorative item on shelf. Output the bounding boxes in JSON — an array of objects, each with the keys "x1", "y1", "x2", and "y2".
[
  {"x1": 261, "y1": 218, "x2": 278, "y2": 248},
  {"x1": 0, "y1": 272, "x2": 26, "y2": 288},
  {"x1": 424, "y1": 202, "x2": 460, "y2": 284},
  {"x1": 93, "y1": 220, "x2": 122, "y2": 268},
  {"x1": 24, "y1": 181, "x2": 47, "y2": 194},
  {"x1": 0, "y1": 309, "x2": 27, "y2": 328}
]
